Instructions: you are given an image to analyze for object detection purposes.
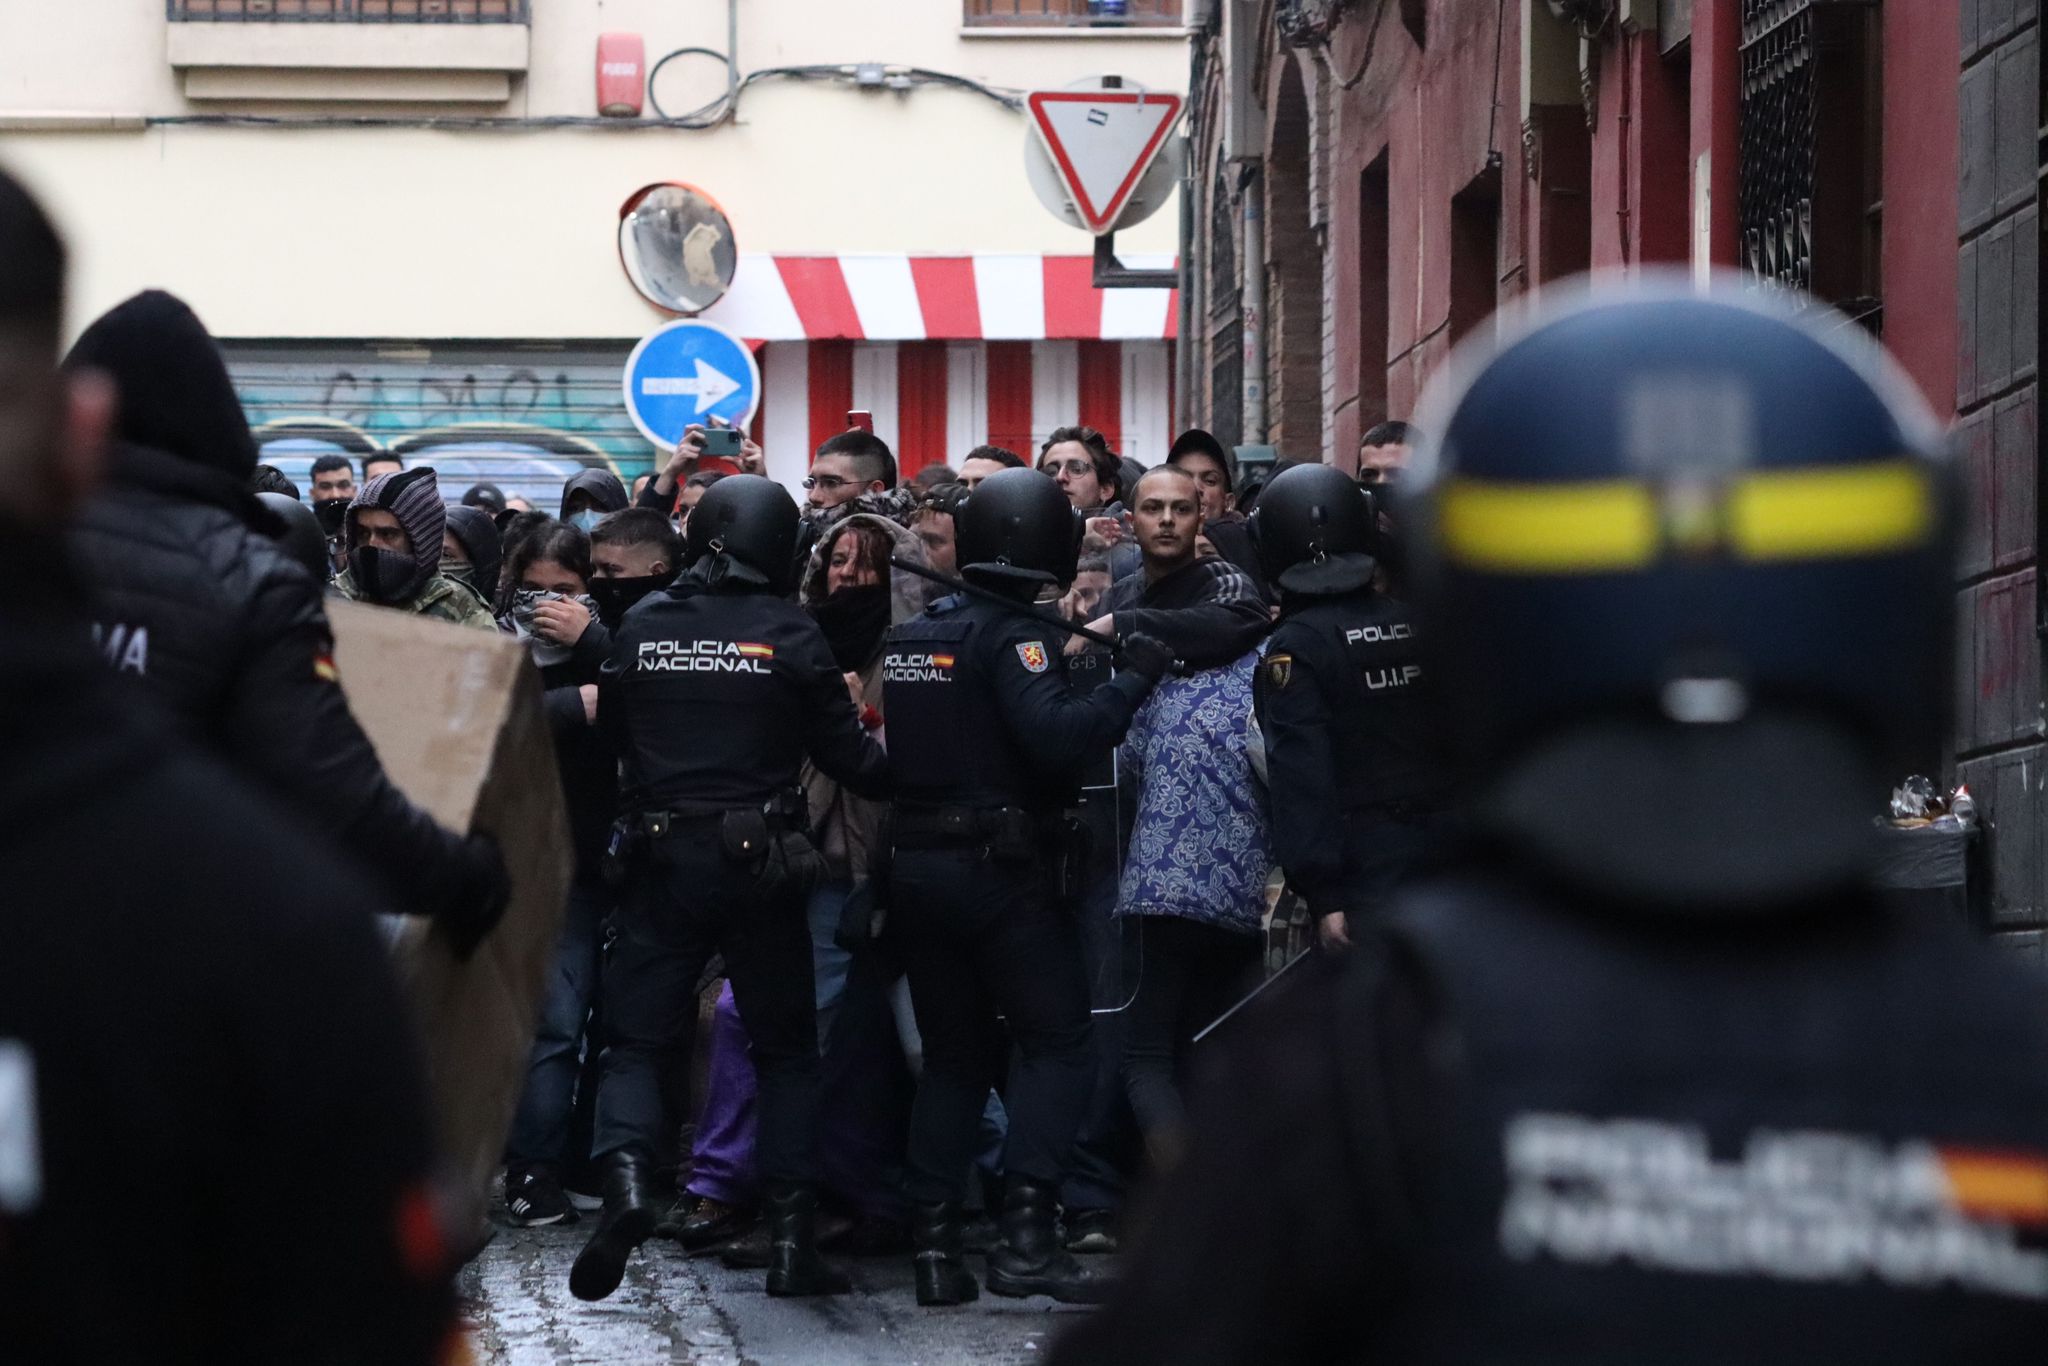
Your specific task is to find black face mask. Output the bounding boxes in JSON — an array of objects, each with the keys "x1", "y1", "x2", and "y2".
[
  {"x1": 348, "y1": 545, "x2": 422, "y2": 604},
  {"x1": 810, "y1": 582, "x2": 891, "y2": 673},
  {"x1": 589, "y1": 572, "x2": 673, "y2": 628},
  {"x1": 313, "y1": 497, "x2": 351, "y2": 537}
]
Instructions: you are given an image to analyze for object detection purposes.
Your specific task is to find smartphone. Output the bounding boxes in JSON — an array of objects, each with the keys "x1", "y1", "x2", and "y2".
[
  {"x1": 700, "y1": 426, "x2": 743, "y2": 458},
  {"x1": 846, "y1": 409, "x2": 874, "y2": 434}
]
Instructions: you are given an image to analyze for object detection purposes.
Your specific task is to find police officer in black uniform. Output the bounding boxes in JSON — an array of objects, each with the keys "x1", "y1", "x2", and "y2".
[
  {"x1": 883, "y1": 468, "x2": 1175, "y2": 1306},
  {"x1": 571, "y1": 474, "x2": 888, "y2": 1303},
  {"x1": 1056, "y1": 286, "x2": 2048, "y2": 1364},
  {"x1": 1251, "y1": 463, "x2": 1449, "y2": 951}
]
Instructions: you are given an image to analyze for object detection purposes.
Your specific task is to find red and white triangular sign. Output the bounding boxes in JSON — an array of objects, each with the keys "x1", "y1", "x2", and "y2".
[{"x1": 1027, "y1": 89, "x2": 1184, "y2": 235}]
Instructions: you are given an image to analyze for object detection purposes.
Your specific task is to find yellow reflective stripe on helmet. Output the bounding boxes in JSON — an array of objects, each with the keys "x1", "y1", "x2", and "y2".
[
  {"x1": 1438, "y1": 479, "x2": 1659, "y2": 572},
  {"x1": 1726, "y1": 461, "x2": 1932, "y2": 562},
  {"x1": 1439, "y1": 461, "x2": 1932, "y2": 573}
]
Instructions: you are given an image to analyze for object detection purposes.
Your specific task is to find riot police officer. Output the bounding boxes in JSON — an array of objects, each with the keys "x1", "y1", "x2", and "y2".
[
  {"x1": 1056, "y1": 284, "x2": 2048, "y2": 1364},
  {"x1": 883, "y1": 468, "x2": 1174, "y2": 1306},
  {"x1": 571, "y1": 474, "x2": 888, "y2": 1303},
  {"x1": 1251, "y1": 462, "x2": 1449, "y2": 949}
]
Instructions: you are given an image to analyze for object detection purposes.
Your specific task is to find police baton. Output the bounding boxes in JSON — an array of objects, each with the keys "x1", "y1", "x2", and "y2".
[
  {"x1": 1191, "y1": 948, "x2": 1311, "y2": 1046},
  {"x1": 888, "y1": 556, "x2": 1122, "y2": 655}
]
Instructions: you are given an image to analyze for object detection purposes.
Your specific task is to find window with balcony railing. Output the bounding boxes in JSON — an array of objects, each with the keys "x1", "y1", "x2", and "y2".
[
  {"x1": 168, "y1": 0, "x2": 527, "y2": 20},
  {"x1": 965, "y1": 0, "x2": 1182, "y2": 28}
]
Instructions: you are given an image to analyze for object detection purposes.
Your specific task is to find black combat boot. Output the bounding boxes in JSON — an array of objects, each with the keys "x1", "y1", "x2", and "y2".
[
  {"x1": 568, "y1": 1150, "x2": 661, "y2": 1302},
  {"x1": 984, "y1": 1177, "x2": 1112, "y2": 1304},
  {"x1": 912, "y1": 1201, "x2": 980, "y2": 1306},
  {"x1": 762, "y1": 1182, "x2": 852, "y2": 1298}
]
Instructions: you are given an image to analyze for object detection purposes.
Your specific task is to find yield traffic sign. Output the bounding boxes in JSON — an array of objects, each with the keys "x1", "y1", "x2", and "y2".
[
  {"x1": 622, "y1": 318, "x2": 760, "y2": 448},
  {"x1": 1026, "y1": 86, "x2": 1184, "y2": 235}
]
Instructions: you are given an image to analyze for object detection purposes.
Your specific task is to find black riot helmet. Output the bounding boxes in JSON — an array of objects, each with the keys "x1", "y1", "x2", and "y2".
[
  {"x1": 1406, "y1": 278, "x2": 1952, "y2": 912},
  {"x1": 681, "y1": 473, "x2": 800, "y2": 590},
  {"x1": 1248, "y1": 462, "x2": 1377, "y2": 595},
  {"x1": 956, "y1": 467, "x2": 1081, "y2": 593},
  {"x1": 256, "y1": 491, "x2": 330, "y2": 583}
]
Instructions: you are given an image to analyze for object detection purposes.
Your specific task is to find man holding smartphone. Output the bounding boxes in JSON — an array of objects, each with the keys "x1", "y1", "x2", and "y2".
[{"x1": 637, "y1": 417, "x2": 764, "y2": 516}]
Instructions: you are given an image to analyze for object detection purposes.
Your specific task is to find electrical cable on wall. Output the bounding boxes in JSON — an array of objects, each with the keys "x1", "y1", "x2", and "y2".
[{"x1": 146, "y1": 56, "x2": 1024, "y2": 132}]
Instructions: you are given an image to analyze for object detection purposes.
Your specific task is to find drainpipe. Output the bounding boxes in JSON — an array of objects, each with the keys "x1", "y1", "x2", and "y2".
[
  {"x1": 1240, "y1": 164, "x2": 1267, "y2": 444},
  {"x1": 1175, "y1": 138, "x2": 1195, "y2": 432}
]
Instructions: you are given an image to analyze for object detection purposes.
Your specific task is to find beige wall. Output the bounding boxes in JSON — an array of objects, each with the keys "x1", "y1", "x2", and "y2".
[{"x1": 0, "y1": 0, "x2": 1188, "y2": 339}]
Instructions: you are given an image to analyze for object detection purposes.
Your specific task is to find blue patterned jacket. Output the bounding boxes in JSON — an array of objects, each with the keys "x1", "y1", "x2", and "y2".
[{"x1": 1115, "y1": 649, "x2": 1274, "y2": 935}]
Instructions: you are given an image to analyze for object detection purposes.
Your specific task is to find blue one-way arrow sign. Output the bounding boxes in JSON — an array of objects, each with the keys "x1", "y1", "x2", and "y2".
[{"x1": 623, "y1": 318, "x2": 760, "y2": 448}]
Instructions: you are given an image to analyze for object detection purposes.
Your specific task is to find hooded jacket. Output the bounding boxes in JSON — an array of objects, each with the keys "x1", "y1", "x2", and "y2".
[
  {"x1": 441, "y1": 503, "x2": 502, "y2": 606},
  {"x1": 63, "y1": 290, "x2": 486, "y2": 920},
  {"x1": 1, "y1": 540, "x2": 455, "y2": 1365},
  {"x1": 560, "y1": 466, "x2": 629, "y2": 523},
  {"x1": 798, "y1": 514, "x2": 935, "y2": 883},
  {"x1": 332, "y1": 468, "x2": 495, "y2": 629}
]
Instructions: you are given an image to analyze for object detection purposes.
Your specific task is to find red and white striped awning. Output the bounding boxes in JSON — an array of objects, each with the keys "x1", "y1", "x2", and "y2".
[{"x1": 700, "y1": 253, "x2": 1179, "y2": 342}]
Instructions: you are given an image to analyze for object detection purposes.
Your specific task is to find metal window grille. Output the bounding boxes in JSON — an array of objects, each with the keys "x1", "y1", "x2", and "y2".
[
  {"x1": 1739, "y1": 0, "x2": 1883, "y2": 318},
  {"x1": 168, "y1": 0, "x2": 528, "y2": 21},
  {"x1": 1207, "y1": 171, "x2": 1244, "y2": 446},
  {"x1": 963, "y1": 0, "x2": 1182, "y2": 27},
  {"x1": 1738, "y1": 0, "x2": 1818, "y2": 293}
]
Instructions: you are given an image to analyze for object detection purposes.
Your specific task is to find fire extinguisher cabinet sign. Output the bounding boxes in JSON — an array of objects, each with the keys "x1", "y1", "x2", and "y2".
[{"x1": 597, "y1": 34, "x2": 644, "y2": 118}]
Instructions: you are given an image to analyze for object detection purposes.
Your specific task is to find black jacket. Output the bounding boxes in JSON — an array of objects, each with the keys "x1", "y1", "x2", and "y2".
[
  {"x1": 601, "y1": 570, "x2": 888, "y2": 810},
  {"x1": 67, "y1": 443, "x2": 479, "y2": 918},
  {"x1": 0, "y1": 564, "x2": 454, "y2": 1366},
  {"x1": 883, "y1": 593, "x2": 1154, "y2": 814},
  {"x1": 1057, "y1": 877, "x2": 2048, "y2": 1365},
  {"x1": 1255, "y1": 587, "x2": 1448, "y2": 917},
  {"x1": 537, "y1": 618, "x2": 617, "y2": 883},
  {"x1": 1102, "y1": 555, "x2": 1270, "y2": 669}
]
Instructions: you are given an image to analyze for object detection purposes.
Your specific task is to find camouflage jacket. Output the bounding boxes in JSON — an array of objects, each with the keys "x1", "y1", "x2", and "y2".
[{"x1": 331, "y1": 570, "x2": 499, "y2": 631}]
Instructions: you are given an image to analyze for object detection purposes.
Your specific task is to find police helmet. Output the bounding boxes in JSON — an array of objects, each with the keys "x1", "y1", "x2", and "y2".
[
  {"x1": 256, "y1": 491, "x2": 329, "y2": 583},
  {"x1": 956, "y1": 467, "x2": 1081, "y2": 589},
  {"x1": 1407, "y1": 278, "x2": 1951, "y2": 910},
  {"x1": 1248, "y1": 462, "x2": 1377, "y2": 594},
  {"x1": 682, "y1": 474, "x2": 801, "y2": 590}
]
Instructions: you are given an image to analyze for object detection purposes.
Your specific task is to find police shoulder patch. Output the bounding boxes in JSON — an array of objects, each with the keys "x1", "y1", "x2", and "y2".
[
  {"x1": 1266, "y1": 652, "x2": 1294, "y2": 689},
  {"x1": 1016, "y1": 641, "x2": 1050, "y2": 674}
]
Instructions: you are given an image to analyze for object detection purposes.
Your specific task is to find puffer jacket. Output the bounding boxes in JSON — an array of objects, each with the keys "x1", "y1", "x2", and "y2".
[
  {"x1": 69, "y1": 443, "x2": 482, "y2": 919},
  {"x1": 798, "y1": 513, "x2": 934, "y2": 883}
]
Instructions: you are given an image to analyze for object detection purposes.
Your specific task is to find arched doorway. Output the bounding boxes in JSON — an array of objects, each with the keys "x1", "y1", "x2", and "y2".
[{"x1": 1266, "y1": 57, "x2": 1325, "y2": 460}]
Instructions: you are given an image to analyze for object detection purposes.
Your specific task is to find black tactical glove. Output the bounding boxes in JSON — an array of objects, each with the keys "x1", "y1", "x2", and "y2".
[
  {"x1": 1117, "y1": 632, "x2": 1176, "y2": 683},
  {"x1": 437, "y1": 832, "x2": 512, "y2": 961}
]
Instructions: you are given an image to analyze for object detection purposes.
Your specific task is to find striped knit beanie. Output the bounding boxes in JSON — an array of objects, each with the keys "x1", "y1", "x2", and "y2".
[{"x1": 352, "y1": 466, "x2": 446, "y2": 584}]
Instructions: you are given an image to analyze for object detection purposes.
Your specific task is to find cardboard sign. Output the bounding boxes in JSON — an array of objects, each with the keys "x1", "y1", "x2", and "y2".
[{"x1": 326, "y1": 600, "x2": 573, "y2": 1222}]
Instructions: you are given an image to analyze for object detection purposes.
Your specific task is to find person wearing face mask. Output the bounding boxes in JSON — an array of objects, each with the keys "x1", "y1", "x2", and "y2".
[
  {"x1": 589, "y1": 508, "x2": 683, "y2": 631},
  {"x1": 497, "y1": 520, "x2": 625, "y2": 1228},
  {"x1": 561, "y1": 466, "x2": 630, "y2": 534},
  {"x1": 334, "y1": 467, "x2": 496, "y2": 628},
  {"x1": 63, "y1": 290, "x2": 508, "y2": 951},
  {"x1": 441, "y1": 502, "x2": 502, "y2": 608}
]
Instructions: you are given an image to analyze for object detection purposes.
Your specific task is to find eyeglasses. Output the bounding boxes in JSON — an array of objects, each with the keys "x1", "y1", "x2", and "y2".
[
  {"x1": 1042, "y1": 458, "x2": 1097, "y2": 478},
  {"x1": 803, "y1": 473, "x2": 852, "y2": 491}
]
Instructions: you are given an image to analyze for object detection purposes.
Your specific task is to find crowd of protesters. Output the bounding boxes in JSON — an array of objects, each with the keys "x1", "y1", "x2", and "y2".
[
  {"x1": 225, "y1": 289, "x2": 1410, "y2": 1278},
  {"x1": 0, "y1": 163, "x2": 1430, "y2": 1354},
  {"x1": 16, "y1": 143, "x2": 2048, "y2": 1366}
]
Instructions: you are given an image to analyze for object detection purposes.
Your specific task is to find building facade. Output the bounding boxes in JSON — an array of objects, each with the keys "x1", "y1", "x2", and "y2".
[
  {"x1": 1186, "y1": 0, "x2": 2042, "y2": 957},
  {"x1": 0, "y1": 0, "x2": 1191, "y2": 496}
]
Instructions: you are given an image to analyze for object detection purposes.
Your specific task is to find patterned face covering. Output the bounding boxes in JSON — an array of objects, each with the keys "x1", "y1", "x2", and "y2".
[{"x1": 506, "y1": 588, "x2": 597, "y2": 667}]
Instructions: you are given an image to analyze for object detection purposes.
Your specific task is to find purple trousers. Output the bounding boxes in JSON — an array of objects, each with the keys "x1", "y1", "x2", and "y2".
[{"x1": 686, "y1": 885, "x2": 910, "y2": 1219}]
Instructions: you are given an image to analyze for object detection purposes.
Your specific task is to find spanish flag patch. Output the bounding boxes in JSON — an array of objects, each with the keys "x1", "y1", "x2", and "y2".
[
  {"x1": 736, "y1": 643, "x2": 775, "y2": 660},
  {"x1": 313, "y1": 652, "x2": 340, "y2": 683}
]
